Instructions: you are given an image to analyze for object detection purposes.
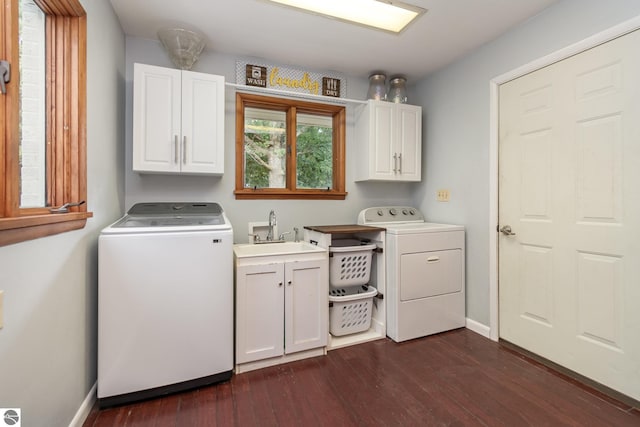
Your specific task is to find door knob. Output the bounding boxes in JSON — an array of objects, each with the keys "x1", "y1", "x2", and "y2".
[{"x1": 499, "y1": 225, "x2": 516, "y2": 236}]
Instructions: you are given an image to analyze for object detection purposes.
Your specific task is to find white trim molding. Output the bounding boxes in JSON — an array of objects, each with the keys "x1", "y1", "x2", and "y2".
[
  {"x1": 488, "y1": 15, "x2": 640, "y2": 343},
  {"x1": 466, "y1": 318, "x2": 491, "y2": 339},
  {"x1": 68, "y1": 383, "x2": 96, "y2": 427}
]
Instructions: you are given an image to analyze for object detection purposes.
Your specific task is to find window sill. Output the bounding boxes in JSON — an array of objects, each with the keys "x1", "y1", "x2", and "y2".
[
  {"x1": 0, "y1": 212, "x2": 93, "y2": 247},
  {"x1": 234, "y1": 189, "x2": 347, "y2": 200}
]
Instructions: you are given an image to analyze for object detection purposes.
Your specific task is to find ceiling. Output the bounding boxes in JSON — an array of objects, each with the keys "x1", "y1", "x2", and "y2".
[{"x1": 109, "y1": 0, "x2": 560, "y2": 81}]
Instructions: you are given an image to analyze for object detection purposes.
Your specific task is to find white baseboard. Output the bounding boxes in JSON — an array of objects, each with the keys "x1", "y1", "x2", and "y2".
[
  {"x1": 465, "y1": 318, "x2": 492, "y2": 339},
  {"x1": 69, "y1": 382, "x2": 96, "y2": 427}
]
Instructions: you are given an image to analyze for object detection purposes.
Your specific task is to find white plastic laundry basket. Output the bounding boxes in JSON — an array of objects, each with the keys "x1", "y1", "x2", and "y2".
[
  {"x1": 328, "y1": 285, "x2": 378, "y2": 336},
  {"x1": 329, "y1": 239, "x2": 376, "y2": 289}
]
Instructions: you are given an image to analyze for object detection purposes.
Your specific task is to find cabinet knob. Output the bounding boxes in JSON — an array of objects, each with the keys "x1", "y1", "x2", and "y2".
[
  {"x1": 288, "y1": 280, "x2": 292, "y2": 286},
  {"x1": 278, "y1": 282, "x2": 283, "y2": 287}
]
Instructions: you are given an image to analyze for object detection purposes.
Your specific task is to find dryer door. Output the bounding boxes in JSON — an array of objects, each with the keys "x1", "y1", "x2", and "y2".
[{"x1": 400, "y1": 249, "x2": 462, "y2": 301}]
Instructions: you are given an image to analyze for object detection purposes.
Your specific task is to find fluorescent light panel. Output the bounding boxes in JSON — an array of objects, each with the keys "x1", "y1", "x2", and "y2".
[{"x1": 267, "y1": 0, "x2": 425, "y2": 33}]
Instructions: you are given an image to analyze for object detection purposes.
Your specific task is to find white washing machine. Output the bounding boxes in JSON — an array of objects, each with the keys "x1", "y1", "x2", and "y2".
[
  {"x1": 358, "y1": 206, "x2": 465, "y2": 342},
  {"x1": 98, "y1": 202, "x2": 233, "y2": 406}
]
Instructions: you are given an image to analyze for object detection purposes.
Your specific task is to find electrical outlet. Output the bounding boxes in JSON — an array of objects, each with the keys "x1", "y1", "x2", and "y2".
[
  {"x1": 437, "y1": 189, "x2": 450, "y2": 202},
  {"x1": 0, "y1": 290, "x2": 4, "y2": 329}
]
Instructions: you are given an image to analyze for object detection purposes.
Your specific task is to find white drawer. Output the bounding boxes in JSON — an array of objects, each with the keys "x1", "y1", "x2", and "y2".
[{"x1": 400, "y1": 249, "x2": 463, "y2": 301}]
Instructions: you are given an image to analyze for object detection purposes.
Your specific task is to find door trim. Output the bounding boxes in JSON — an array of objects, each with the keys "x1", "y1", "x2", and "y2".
[{"x1": 488, "y1": 14, "x2": 640, "y2": 341}]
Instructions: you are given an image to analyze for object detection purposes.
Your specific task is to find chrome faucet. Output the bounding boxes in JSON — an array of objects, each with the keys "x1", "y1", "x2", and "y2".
[{"x1": 266, "y1": 210, "x2": 277, "y2": 241}]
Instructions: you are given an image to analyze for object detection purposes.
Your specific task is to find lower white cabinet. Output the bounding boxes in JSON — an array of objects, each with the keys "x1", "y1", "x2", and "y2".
[{"x1": 234, "y1": 251, "x2": 328, "y2": 372}]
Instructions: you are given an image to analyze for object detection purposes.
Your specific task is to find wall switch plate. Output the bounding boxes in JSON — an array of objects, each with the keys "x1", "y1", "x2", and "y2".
[
  {"x1": 0, "y1": 290, "x2": 4, "y2": 329},
  {"x1": 437, "y1": 189, "x2": 450, "y2": 202}
]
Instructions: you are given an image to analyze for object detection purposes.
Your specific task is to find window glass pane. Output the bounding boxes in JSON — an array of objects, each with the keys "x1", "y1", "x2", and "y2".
[
  {"x1": 244, "y1": 107, "x2": 287, "y2": 189},
  {"x1": 19, "y1": 0, "x2": 47, "y2": 208},
  {"x1": 296, "y1": 113, "x2": 333, "y2": 189}
]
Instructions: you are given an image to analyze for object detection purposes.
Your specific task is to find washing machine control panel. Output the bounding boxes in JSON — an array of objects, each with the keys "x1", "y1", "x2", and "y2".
[{"x1": 358, "y1": 206, "x2": 425, "y2": 224}]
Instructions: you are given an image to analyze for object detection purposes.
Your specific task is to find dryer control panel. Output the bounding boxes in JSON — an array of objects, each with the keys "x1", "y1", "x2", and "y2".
[{"x1": 357, "y1": 206, "x2": 425, "y2": 225}]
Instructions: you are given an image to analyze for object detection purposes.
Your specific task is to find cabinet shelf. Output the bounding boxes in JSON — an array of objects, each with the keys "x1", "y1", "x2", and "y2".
[{"x1": 303, "y1": 227, "x2": 387, "y2": 350}]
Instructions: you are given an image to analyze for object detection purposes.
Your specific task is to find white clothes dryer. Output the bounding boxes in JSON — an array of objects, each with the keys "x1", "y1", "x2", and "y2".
[{"x1": 358, "y1": 207, "x2": 465, "y2": 342}]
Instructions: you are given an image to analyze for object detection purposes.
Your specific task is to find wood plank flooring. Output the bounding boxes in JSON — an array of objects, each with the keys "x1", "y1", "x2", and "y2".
[{"x1": 84, "y1": 329, "x2": 640, "y2": 426}]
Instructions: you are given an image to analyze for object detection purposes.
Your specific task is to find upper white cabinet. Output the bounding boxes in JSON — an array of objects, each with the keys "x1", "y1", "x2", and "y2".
[
  {"x1": 133, "y1": 63, "x2": 225, "y2": 175},
  {"x1": 354, "y1": 100, "x2": 422, "y2": 182}
]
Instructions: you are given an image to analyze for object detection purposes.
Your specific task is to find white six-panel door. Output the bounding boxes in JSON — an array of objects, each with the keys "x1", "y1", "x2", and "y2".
[{"x1": 499, "y1": 30, "x2": 640, "y2": 401}]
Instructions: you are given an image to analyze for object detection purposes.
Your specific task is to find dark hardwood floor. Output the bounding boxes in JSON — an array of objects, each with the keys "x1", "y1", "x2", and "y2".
[{"x1": 84, "y1": 329, "x2": 640, "y2": 426}]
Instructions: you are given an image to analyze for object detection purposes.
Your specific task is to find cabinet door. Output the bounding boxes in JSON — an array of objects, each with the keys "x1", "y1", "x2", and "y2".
[
  {"x1": 133, "y1": 63, "x2": 181, "y2": 173},
  {"x1": 396, "y1": 104, "x2": 421, "y2": 181},
  {"x1": 284, "y1": 259, "x2": 328, "y2": 354},
  {"x1": 236, "y1": 263, "x2": 284, "y2": 364},
  {"x1": 369, "y1": 101, "x2": 397, "y2": 180},
  {"x1": 355, "y1": 100, "x2": 422, "y2": 181},
  {"x1": 181, "y1": 71, "x2": 225, "y2": 174}
]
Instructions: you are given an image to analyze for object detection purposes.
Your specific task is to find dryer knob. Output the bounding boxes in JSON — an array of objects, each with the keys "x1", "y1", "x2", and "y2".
[
  {"x1": 402, "y1": 209, "x2": 409, "y2": 215},
  {"x1": 377, "y1": 209, "x2": 384, "y2": 216},
  {"x1": 409, "y1": 209, "x2": 416, "y2": 215},
  {"x1": 389, "y1": 208, "x2": 397, "y2": 216}
]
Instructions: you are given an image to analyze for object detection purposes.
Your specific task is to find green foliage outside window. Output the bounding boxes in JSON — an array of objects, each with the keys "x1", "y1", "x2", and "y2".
[
  {"x1": 244, "y1": 118, "x2": 286, "y2": 188},
  {"x1": 296, "y1": 124, "x2": 332, "y2": 189},
  {"x1": 244, "y1": 117, "x2": 332, "y2": 190}
]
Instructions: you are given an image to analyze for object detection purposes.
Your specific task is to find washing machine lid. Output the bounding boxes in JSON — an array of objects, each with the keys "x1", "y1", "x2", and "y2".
[
  {"x1": 126, "y1": 202, "x2": 223, "y2": 216},
  {"x1": 112, "y1": 215, "x2": 225, "y2": 228},
  {"x1": 103, "y1": 202, "x2": 231, "y2": 233}
]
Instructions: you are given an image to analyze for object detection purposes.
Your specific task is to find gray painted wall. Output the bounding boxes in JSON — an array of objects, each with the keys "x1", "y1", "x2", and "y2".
[
  {"x1": 0, "y1": 0, "x2": 125, "y2": 425},
  {"x1": 123, "y1": 37, "x2": 416, "y2": 242},
  {"x1": 411, "y1": 0, "x2": 640, "y2": 326}
]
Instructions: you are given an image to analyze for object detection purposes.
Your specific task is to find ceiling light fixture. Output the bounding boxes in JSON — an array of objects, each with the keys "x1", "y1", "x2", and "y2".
[
  {"x1": 157, "y1": 28, "x2": 206, "y2": 70},
  {"x1": 265, "y1": 0, "x2": 426, "y2": 34}
]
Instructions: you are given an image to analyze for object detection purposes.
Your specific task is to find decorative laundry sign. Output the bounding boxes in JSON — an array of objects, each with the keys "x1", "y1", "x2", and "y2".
[
  {"x1": 322, "y1": 77, "x2": 340, "y2": 98},
  {"x1": 269, "y1": 67, "x2": 319, "y2": 94},
  {"x1": 245, "y1": 64, "x2": 267, "y2": 88},
  {"x1": 237, "y1": 60, "x2": 345, "y2": 98}
]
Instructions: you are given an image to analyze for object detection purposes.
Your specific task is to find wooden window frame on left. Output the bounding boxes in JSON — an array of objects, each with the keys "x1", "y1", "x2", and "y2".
[{"x1": 0, "y1": 0, "x2": 91, "y2": 247}]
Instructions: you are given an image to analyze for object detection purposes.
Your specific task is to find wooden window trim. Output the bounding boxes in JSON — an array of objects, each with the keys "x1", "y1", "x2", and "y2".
[
  {"x1": 235, "y1": 92, "x2": 347, "y2": 200},
  {"x1": 0, "y1": 0, "x2": 91, "y2": 247}
]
